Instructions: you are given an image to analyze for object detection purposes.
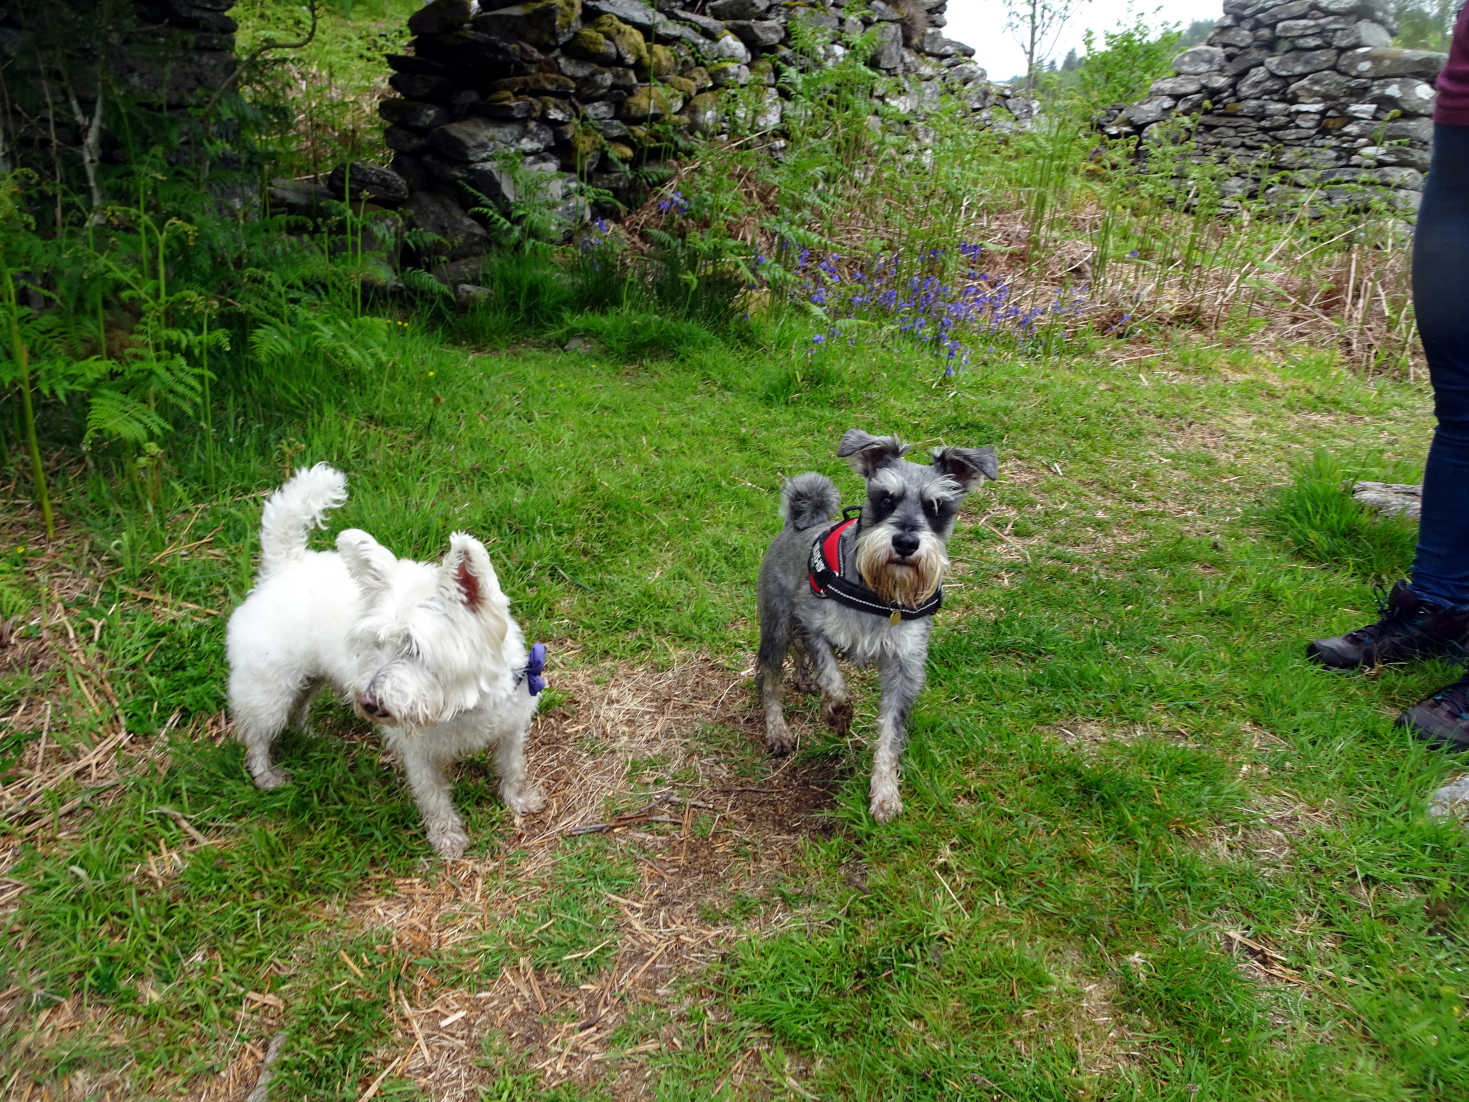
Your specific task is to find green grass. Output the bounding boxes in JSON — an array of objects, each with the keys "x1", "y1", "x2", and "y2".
[
  {"x1": 5, "y1": 312, "x2": 1468, "y2": 1098},
  {"x1": 2, "y1": 7, "x2": 1466, "y2": 1098}
]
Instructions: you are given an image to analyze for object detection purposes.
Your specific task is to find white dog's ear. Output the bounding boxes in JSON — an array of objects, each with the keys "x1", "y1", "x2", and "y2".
[
  {"x1": 337, "y1": 529, "x2": 397, "y2": 594},
  {"x1": 838, "y1": 429, "x2": 910, "y2": 477},
  {"x1": 440, "y1": 533, "x2": 510, "y2": 645}
]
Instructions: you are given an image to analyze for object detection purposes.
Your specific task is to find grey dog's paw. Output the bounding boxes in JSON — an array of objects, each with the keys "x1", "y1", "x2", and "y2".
[
  {"x1": 764, "y1": 719, "x2": 796, "y2": 756},
  {"x1": 823, "y1": 698, "x2": 853, "y2": 737}
]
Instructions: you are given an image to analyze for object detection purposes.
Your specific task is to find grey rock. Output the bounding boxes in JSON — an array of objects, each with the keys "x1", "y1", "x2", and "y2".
[
  {"x1": 921, "y1": 30, "x2": 974, "y2": 59},
  {"x1": 404, "y1": 190, "x2": 490, "y2": 259},
  {"x1": 385, "y1": 125, "x2": 432, "y2": 154},
  {"x1": 1427, "y1": 773, "x2": 1469, "y2": 822},
  {"x1": 670, "y1": 8, "x2": 726, "y2": 36},
  {"x1": 707, "y1": 32, "x2": 753, "y2": 63},
  {"x1": 709, "y1": 61, "x2": 750, "y2": 87},
  {"x1": 1124, "y1": 97, "x2": 1177, "y2": 127},
  {"x1": 872, "y1": 22, "x2": 903, "y2": 70},
  {"x1": 728, "y1": 20, "x2": 785, "y2": 48},
  {"x1": 708, "y1": 0, "x2": 771, "y2": 18},
  {"x1": 585, "y1": 0, "x2": 661, "y2": 28},
  {"x1": 429, "y1": 118, "x2": 528, "y2": 161},
  {"x1": 409, "y1": 0, "x2": 474, "y2": 36},
  {"x1": 1286, "y1": 69, "x2": 1357, "y2": 102},
  {"x1": 1150, "y1": 74, "x2": 1204, "y2": 96},
  {"x1": 1236, "y1": 67, "x2": 1285, "y2": 98},
  {"x1": 1174, "y1": 46, "x2": 1226, "y2": 75},
  {"x1": 379, "y1": 98, "x2": 450, "y2": 131},
  {"x1": 1333, "y1": 20, "x2": 1393, "y2": 49},
  {"x1": 327, "y1": 162, "x2": 411, "y2": 205},
  {"x1": 1338, "y1": 46, "x2": 1447, "y2": 80},
  {"x1": 1367, "y1": 77, "x2": 1436, "y2": 115},
  {"x1": 1264, "y1": 49, "x2": 1339, "y2": 78}
]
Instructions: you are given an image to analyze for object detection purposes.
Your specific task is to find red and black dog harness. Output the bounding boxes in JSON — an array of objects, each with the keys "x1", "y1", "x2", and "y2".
[{"x1": 807, "y1": 509, "x2": 942, "y2": 623}]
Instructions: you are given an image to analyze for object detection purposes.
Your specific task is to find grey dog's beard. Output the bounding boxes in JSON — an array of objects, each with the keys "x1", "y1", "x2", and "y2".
[{"x1": 854, "y1": 529, "x2": 948, "y2": 607}]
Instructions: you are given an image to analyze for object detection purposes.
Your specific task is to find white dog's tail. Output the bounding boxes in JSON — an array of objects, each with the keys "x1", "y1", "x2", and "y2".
[
  {"x1": 780, "y1": 472, "x2": 841, "y2": 532},
  {"x1": 257, "y1": 463, "x2": 348, "y2": 580}
]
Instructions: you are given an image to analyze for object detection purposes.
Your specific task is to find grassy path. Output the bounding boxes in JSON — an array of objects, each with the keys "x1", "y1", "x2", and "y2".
[{"x1": 3, "y1": 321, "x2": 1466, "y2": 1099}]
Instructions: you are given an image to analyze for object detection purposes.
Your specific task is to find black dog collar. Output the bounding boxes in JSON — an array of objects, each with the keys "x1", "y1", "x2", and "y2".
[{"x1": 807, "y1": 508, "x2": 941, "y2": 624}]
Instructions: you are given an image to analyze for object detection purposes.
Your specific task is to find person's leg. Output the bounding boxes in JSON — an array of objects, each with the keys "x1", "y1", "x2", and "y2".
[
  {"x1": 1398, "y1": 123, "x2": 1469, "y2": 749},
  {"x1": 1410, "y1": 122, "x2": 1469, "y2": 612},
  {"x1": 1308, "y1": 124, "x2": 1469, "y2": 671}
]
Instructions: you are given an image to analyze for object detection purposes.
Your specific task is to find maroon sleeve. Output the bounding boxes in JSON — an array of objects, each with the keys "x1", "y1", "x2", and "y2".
[{"x1": 1437, "y1": 5, "x2": 1469, "y2": 125}]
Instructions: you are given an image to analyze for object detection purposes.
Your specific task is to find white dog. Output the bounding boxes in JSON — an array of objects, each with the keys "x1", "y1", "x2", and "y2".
[{"x1": 225, "y1": 463, "x2": 546, "y2": 858}]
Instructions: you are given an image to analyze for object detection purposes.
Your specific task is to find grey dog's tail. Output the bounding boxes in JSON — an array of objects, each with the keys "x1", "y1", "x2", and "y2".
[
  {"x1": 780, "y1": 472, "x2": 841, "y2": 531},
  {"x1": 257, "y1": 463, "x2": 348, "y2": 580}
]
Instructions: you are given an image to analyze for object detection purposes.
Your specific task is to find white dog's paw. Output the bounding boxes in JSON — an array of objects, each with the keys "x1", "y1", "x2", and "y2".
[
  {"x1": 868, "y1": 779, "x2": 902, "y2": 823},
  {"x1": 427, "y1": 822, "x2": 470, "y2": 859},
  {"x1": 505, "y1": 784, "x2": 546, "y2": 815},
  {"x1": 251, "y1": 766, "x2": 291, "y2": 790}
]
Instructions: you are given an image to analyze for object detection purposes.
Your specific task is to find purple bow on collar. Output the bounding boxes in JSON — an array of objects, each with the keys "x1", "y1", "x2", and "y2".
[{"x1": 523, "y1": 642, "x2": 547, "y2": 695}]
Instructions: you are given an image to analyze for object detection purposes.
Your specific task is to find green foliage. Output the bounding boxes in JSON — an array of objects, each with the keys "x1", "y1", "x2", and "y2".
[
  {"x1": 1390, "y1": 0, "x2": 1459, "y2": 50},
  {"x1": 1266, "y1": 450, "x2": 1419, "y2": 579},
  {"x1": 1075, "y1": 15, "x2": 1183, "y2": 111}
]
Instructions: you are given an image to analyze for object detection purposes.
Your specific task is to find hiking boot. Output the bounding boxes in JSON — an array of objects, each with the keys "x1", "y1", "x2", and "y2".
[
  {"x1": 1306, "y1": 582, "x2": 1469, "y2": 670},
  {"x1": 1398, "y1": 672, "x2": 1469, "y2": 752}
]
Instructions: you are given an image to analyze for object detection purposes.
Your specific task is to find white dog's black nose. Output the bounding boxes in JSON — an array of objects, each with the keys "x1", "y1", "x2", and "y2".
[{"x1": 359, "y1": 693, "x2": 391, "y2": 719}]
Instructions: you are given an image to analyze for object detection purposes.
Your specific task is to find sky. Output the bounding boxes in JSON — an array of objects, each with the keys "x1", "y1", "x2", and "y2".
[{"x1": 940, "y1": 1, "x2": 1226, "y2": 82}]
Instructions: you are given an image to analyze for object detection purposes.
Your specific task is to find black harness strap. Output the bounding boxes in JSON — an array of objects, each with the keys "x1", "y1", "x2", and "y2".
[{"x1": 807, "y1": 509, "x2": 941, "y2": 622}]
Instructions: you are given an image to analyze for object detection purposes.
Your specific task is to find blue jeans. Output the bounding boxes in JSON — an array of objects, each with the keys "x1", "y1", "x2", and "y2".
[{"x1": 1410, "y1": 123, "x2": 1469, "y2": 612}]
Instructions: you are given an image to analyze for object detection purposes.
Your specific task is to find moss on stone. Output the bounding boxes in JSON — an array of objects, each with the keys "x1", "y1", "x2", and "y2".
[
  {"x1": 623, "y1": 84, "x2": 684, "y2": 120},
  {"x1": 491, "y1": 73, "x2": 577, "y2": 96},
  {"x1": 644, "y1": 43, "x2": 678, "y2": 80},
  {"x1": 590, "y1": 14, "x2": 648, "y2": 69},
  {"x1": 567, "y1": 27, "x2": 617, "y2": 63}
]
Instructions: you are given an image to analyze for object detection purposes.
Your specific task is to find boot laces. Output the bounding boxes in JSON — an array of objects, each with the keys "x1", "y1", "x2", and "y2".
[
  {"x1": 1348, "y1": 585, "x2": 1431, "y2": 645},
  {"x1": 1430, "y1": 674, "x2": 1469, "y2": 718}
]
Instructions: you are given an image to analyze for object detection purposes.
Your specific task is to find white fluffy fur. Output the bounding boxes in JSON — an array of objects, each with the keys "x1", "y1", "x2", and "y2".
[{"x1": 226, "y1": 463, "x2": 544, "y2": 858}]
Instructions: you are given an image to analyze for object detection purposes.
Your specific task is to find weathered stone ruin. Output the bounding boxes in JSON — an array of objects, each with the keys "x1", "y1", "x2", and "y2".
[
  {"x1": 374, "y1": 0, "x2": 1034, "y2": 251},
  {"x1": 0, "y1": 1, "x2": 241, "y2": 183},
  {"x1": 1102, "y1": 0, "x2": 1447, "y2": 211}
]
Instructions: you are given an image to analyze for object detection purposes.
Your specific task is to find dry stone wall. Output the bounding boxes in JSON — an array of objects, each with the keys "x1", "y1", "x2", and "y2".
[
  {"x1": 1102, "y1": 0, "x2": 1446, "y2": 211},
  {"x1": 0, "y1": 1, "x2": 240, "y2": 175},
  {"x1": 377, "y1": 0, "x2": 1033, "y2": 251}
]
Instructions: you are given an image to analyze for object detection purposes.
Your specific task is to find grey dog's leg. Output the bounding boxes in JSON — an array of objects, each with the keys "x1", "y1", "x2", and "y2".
[
  {"x1": 801, "y1": 632, "x2": 852, "y2": 737},
  {"x1": 868, "y1": 650, "x2": 926, "y2": 822},
  {"x1": 757, "y1": 605, "x2": 796, "y2": 755}
]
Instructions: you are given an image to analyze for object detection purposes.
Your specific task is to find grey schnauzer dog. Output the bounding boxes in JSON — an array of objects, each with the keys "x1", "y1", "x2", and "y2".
[{"x1": 756, "y1": 429, "x2": 999, "y2": 821}]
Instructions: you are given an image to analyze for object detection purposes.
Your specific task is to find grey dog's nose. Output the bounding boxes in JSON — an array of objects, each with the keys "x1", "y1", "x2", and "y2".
[{"x1": 892, "y1": 531, "x2": 920, "y2": 557}]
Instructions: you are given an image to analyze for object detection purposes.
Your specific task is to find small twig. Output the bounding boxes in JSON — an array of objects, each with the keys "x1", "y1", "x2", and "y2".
[
  {"x1": 244, "y1": 1032, "x2": 287, "y2": 1102},
  {"x1": 150, "y1": 805, "x2": 212, "y2": 846},
  {"x1": 119, "y1": 585, "x2": 220, "y2": 617}
]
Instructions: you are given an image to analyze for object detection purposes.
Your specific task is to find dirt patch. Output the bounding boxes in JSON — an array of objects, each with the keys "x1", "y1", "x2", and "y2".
[{"x1": 200, "y1": 652, "x2": 845, "y2": 1100}]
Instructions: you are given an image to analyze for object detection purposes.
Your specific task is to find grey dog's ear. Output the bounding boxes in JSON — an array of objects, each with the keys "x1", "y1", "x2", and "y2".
[
  {"x1": 932, "y1": 445, "x2": 999, "y2": 490},
  {"x1": 837, "y1": 429, "x2": 910, "y2": 477}
]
